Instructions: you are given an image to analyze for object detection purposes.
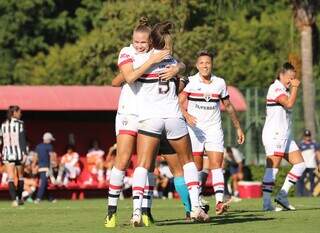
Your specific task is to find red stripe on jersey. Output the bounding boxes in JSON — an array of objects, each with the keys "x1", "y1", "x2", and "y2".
[
  {"x1": 141, "y1": 73, "x2": 159, "y2": 78},
  {"x1": 274, "y1": 151, "x2": 285, "y2": 157},
  {"x1": 144, "y1": 186, "x2": 154, "y2": 190},
  {"x1": 212, "y1": 182, "x2": 224, "y2": 187},
  {"x1": 181, "y1": 91, "x2": 189, "y2": 96},
  {"x1": 192, "y1": 152, "x2": 204, "y2": 156},
  {"x1": 109, "y1": 184, "x2": 122, "y2": 190},
  {"x1": 186, "y1": 181, "x2": 199, "y2": 187},
  {"x1": 119, "y1": 130, "x2": 137, "y2": 136},
  {"x1": 288, "y1": 172, "x2": 300, "y2": 179},
  {"x1": 189, "y1": 92, "x2": 220, "y2": 98},
  {"x1": 118, "y1": 58, "x2": 133, "y2": 67},
  {"x1": 132, "y1": 186, "x2": 144, "y2": 192}
]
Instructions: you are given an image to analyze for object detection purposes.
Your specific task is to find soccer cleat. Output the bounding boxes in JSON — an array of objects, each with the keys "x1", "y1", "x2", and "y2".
[
  {"x1": 263, "y1": 199, "x2": 275, "y2": 211},
  {"x1": 199, "y1": 195, "x2": 210, "y2": 214},
  {"x1": 11, "y1": 200, "x2": 18, "y2": 207},
  {"x1": 185, "y1": 212, "x2": 192, "y2": 222},
  {"x1": 131, "y1": 208, "x2": 142, "y2": 227},
  {"x1": 142, "y1": 213, "x2": 153, "y2": 227},
  {"x1": 18, "y1": 199, "x2": 24, "y2": 206},
  {"x1": 190, "y1": 207, "x2": 210, "y2": 222},
  {"x1": 275, "y1": 191, "x2": 296, "y2": 211},
  {"x1": 104, "y1": 213, "x2": 117, "y2": 228},
  {"x1": 215, "y1": 201, "x2": 229, "y2": 215}
]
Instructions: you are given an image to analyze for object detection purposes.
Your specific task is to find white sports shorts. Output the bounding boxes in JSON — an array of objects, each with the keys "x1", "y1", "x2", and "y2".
[
  {"x1": 138, "y1": 118, "x2": 188, "y2": 140},
  {"x1": 115, "y1": 113, "x2": 138, "y2": 137},
  {"x1": 188, "y1": 126, "x2": 224, "y2": 156},
  {"x1": 263, "y1": 137, "x2": 299, "y2": 157}
]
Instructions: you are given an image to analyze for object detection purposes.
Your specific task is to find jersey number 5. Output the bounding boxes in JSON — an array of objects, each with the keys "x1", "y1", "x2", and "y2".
[{"x1": 158, "y1": 79, "x2": 170, "y2": 94}]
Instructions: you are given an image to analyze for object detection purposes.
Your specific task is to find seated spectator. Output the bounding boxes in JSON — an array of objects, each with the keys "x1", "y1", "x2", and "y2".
[
  {"x1": 86, "y1": 140, "x2": 105, "y2": 184},
  {"x1": 49, "y1": 151, "x2": 59, "y2": 184},
  {"x1": 105, "y1": 144, "x2": 117, "y2": 182},
  {"x1": 0, "y1": 156, "x2": 8, "y2": 185},
  {"x1": 23, "y1": 149, "x2": 38, "y2": 202},
  {"x1": 223, "y1": 146, "x2": 244, "y2": 198},
  {"x1": 155, "y1": 160, "x2": 174, "y2": 199},
  {"x1": 56, "y1": 145, "x2": 80, "y2": 186}
]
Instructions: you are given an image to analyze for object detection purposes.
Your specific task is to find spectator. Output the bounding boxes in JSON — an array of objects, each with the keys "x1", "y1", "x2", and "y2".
[
  {"x1": 86, "y1": 140, "x2": 105, "y2": 184},
  {"x1": 34, "y1": 132, "x2": 56, "y2": 203},
  {"x1": 22, "y1": 149, "x2": 38, "y2": 202},
  {"x1": 296, "y1": 129, "x2": 320, "y2": 196},
  {"x1": 223, "y1": 146, "x2": 244, "y2": 198},
  {"x1": 155, "y1": 160, "x2": 174, "y2": 199},
  {"x1": 56, "y1": 145, "x2": 80, "y2": 186},
  {"x1": 0, "y1": 156, "x2": 8, "y2": 185}
]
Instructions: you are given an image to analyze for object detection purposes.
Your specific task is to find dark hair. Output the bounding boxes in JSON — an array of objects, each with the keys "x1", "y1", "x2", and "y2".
[
  {"x1": 66, "y1": 144, "x2": 75, "y2": 152},
  {"x1": 197, "y1": 50, "x2": 214, "y2": 60},
  {"x1": 150, "y1": 21, "x2": 173, "y2": 50},
  {"x1": 134, "y1": 17, "x2": 151, "y2": 34},
  {"x1": 277, "y1": 62, "x2": 295, "y2": 80},
  {"x1": 7, "y1": 105, "x2": 20, "y2": 120}
]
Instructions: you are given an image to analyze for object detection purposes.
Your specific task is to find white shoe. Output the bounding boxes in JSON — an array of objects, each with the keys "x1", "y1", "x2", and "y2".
[
  {"x1": 190, "y1": 207, "x2": 210, "y2": 222},
  {"x1": 263, "y1": 199, "x2": 275, "y2": 211},
  {"x1": 11, "y1": 200, "x2": 18, "y2": 207},
  {"x1": 275, "y1": 191, "x2": 295, "y2": 210},
  {"x1": 131, "y1": 208, "x2": 142, "y2": 227}
]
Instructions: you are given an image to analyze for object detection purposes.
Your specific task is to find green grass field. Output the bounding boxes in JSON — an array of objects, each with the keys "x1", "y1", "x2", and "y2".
[{"x1": 1, "y1": 197, "x2": 319, "y2": 233}]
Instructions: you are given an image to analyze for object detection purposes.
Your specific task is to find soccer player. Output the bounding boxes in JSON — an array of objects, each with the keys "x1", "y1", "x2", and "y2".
[
  {"x1": 179, "y1": 50, "x2": 245, "y2": 215},
  {"x1": 0, "y1": 105, "x2": 27, "y2": 207},
  {"x1": 261, "y1": 62, "x2": 306, "y2": 211},
  {"x1": 105, "y1": 17, "x2": 177, "y2": 228},
  {"x1": 130, "y1": 21, "x2": 209, "y2": 227}
]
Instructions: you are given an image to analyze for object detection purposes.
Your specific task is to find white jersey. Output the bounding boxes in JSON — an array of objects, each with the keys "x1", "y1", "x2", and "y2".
[
  {"x1": 136, "y1": 51, "x2": 181, "y2": 121},
  {"x1": 117, "y1": 45, "x2": 150, "y2": 115},
  {"x1": 262, "y1": 80, "x2": 292, "y2": 140},
  {"x1": 183, "y1": 73, "x2": 229, "y2": 131}
]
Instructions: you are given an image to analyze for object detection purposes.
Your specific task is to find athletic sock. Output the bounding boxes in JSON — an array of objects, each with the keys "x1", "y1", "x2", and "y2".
[
  {"x1": 142, "y1": 172, "x2": 155, "y2": 214},
  {"x1": 281, "y1": 162, "x2": 306, "y2": 195},
  {"x1": 174, "y1": 176, "x2": 191, "y2": 213},
  {"x1": 262, "y1": 168, "x2": 278, "y2": 201},
  {"x1": 17, "y1": 178, "x2": 24, "y2": 200},
  {"x1": 107, "y1": 167, "x2": 125, "y2": 215},
  {"x1": 183, "y1": 162, "x2": 200, "y2": 210},
  {"x1": 8, "y1": 179, "x2": 16, "y2": 201},
  {"x1": 132, "y1": 167, "x2": 148, "y2": 211},
  {"x1": 211, "y1": 168, "x2": 225, "y2": 203}
]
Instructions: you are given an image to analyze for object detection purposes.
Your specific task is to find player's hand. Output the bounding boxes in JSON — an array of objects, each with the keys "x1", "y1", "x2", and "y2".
[
  {"x1": 236, "y1": 128, "x2": 245, "y2": 144},
  {"x1": 149, "y1": 50, "x2": 170, "y2": 64},
  {"x1": 290, "y1": 79, "x2": 300, "y2": 88},
  {"x1": 159, "y1": 65, "x2": 179, "y2": 81},
  {"x1": 185, "y1": 113, "x2": 197, "y2": 127}
]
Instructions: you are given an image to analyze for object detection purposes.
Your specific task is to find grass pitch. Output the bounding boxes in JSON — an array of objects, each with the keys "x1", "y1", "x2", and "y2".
[{"x1": 0, "y1": 197, "x2": 319, "y2": 233}]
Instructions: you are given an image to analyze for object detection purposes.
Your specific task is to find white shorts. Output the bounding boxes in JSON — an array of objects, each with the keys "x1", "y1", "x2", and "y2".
[
  {"x1": 138, "y1": 118, "x2": 188, "y2": 140},
  {"x1": 115, "y1": 113, "x2": 138, "y2": 136},
  {"x1": 263, "y1": 138, "x2": 299, "y2": 157},
  {"x1": 188, "y1": 126, "x2": 224, "y2": 156}
]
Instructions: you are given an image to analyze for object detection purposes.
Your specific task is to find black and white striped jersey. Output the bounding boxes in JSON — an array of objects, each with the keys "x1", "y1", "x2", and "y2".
[{"x1": 0, "y1": 118, "x2": 27, "y2": 161}]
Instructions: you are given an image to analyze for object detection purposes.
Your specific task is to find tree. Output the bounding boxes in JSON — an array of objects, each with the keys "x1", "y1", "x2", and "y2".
[{"x1": 292, "y1": 0, "x2": 319, "y2": 137}]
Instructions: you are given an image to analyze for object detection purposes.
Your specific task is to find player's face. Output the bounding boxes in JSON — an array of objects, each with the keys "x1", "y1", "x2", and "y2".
[
  {"x1": 196, "y1": 55, "x2": 212, "y2": 78},
  {"x1": 132, "y1": 31, "x2": 150, "y2": 53},
  {"x1": 280, "y1": 70, "x2": 296, "y2": 88},
  {"x1": 13, "y1": 109, "x2": 22, "y2": 119}
]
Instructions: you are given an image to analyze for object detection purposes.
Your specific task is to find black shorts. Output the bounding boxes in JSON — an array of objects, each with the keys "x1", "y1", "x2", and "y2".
[
  {"x1": 159, "y1": 134, "x2": 176, "y2": 155},
  {"x1": 3, "y1": 160, "x2": 23, "y2": 166}
]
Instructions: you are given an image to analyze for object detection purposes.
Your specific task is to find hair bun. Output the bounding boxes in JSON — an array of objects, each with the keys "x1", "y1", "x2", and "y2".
[
  {"x1": 139, "y1": 17, "x2": 149, "y2": 26},
  {"x1": 159, "y1": 21, "x2": 173, "y2": 34}
]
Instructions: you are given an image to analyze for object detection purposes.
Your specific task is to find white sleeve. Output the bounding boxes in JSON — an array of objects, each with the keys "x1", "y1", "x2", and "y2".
[{"x1": 118, "y1": 47, "x2": 133, "y2": 67}]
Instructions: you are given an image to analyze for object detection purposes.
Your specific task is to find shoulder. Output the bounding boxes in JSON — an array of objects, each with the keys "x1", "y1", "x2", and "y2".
[{"x1": 119, "y1": 46, "x2": 134, "y2": 57}]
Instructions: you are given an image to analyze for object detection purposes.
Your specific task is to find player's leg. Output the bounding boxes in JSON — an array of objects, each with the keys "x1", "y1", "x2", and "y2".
[
  {"x1": 275, "y1": 141, "x2": 305, "y2": 210},
  {"x1": 16, "y1": 162, "x2": 24, "y2": 205},
  {"x1": 167, "y1": 118, "x2": 209, "y2": 222},
  {"x1": 163, "y1": 154, "x2": 192, "y2": 219},
  {"x1": 131, "y1": 119, "x2": 162, "y2": 226},
  {"x1": 105, "y1": 114, "x2": 137, "y2": 228},
  {"x1": 5, "y1": 162, "x2": 18, "y2": 207}
]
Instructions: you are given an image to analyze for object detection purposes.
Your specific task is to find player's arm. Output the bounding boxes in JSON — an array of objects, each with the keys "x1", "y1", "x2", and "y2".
[
  {"x1": 316, "y1": 148, "x2": 320, "y2": 171},
  {"x1": 277, "y1": 79, "x2": 300, "y2": 109},
  {"x1": 111, "y1": 73, "x2": 125, "y2": 87},
  {"x1": 159, "y1": 61, "x2": 186, "y2": 81},
  {"x1": 222, "y1": 98, "x2": 245, "y2": 144},
  {"x1": 120, "y1": 50, "x2": 170, "y2": 84},
  {"x1": 179, "y1": 92, "x2": 197, "y2": 127},
  {"x1": 178, "y1": 75, "x2": 189, "y2": 93}
]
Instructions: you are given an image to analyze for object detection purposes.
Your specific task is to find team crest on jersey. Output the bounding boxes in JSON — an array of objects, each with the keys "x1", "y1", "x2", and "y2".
[
  {"x1": 122, "y1": 118, "x2": 128, "y2": 126},
  {"x1": 203, "y1": 92, "x2": 211, "y2": 102}
]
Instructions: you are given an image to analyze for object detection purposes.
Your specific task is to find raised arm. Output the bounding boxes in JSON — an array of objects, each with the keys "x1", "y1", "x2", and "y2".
[
  {"x1": 222, "y1": 98, "x2": 245, "y2": 144},
  {"x1": 277, "y1": 79, "x2": 300, "y2": 109}
]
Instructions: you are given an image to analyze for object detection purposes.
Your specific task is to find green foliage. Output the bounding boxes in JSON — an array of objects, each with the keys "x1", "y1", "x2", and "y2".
[{"x1": 1, "y1": 0, "x2": 319, "y2": 86}]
